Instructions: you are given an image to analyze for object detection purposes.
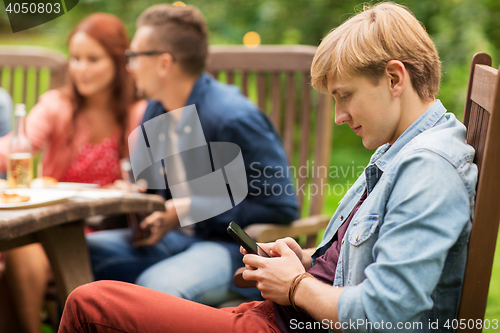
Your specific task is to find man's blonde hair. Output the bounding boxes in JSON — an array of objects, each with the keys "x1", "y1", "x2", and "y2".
[{"x1": 311, "y1": 2, "x2": 440, "y2": 101}]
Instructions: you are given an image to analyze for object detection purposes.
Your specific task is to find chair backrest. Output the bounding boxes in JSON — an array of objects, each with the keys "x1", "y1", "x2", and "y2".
[
  {"x1": 457, "y1": 52, "x2": 500, "y2": 330},
  {"x1": 206, "y1": 45, "x2": 333, "y2": 217},
  {"x1": 0, "y1": 46, "x2": 67, "y2": 108}
]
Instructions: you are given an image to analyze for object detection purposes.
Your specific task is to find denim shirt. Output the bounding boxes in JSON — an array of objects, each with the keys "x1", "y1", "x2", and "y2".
[
  {"x1": 141, "y1": 73, "x2": 298, "y2": 234},
  {"x1": 312, "y1": 100, "x2": 477, "y2": 332}
]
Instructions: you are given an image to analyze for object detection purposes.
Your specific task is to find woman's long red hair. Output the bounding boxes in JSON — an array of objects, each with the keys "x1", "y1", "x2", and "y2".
[{"x1": 63, "y1": 13, "x2": 136, "y2": 157}]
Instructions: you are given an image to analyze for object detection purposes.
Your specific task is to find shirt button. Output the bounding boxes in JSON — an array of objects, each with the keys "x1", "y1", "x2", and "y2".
[
  {"x1": 158, "y1": 133, "x2": 166, "y2": 142},
  {"x1": 184, "y1": 126, "x2": 192, "y2": 134},
  {"x1": 355, "y1": 235, "x2": 359, "y2": 241},
  {"x1": 340, "y1": 215, "x2": 344, "y2": 221},
  {"x1": 341, "y1": 238, "x2": 345, "y2": 244}
]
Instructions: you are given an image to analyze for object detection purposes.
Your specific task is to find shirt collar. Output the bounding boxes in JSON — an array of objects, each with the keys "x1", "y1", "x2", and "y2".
[
  {"x1": 364, "y1": 100, "x2": 447, "y2": 194},
  {"x1": 174, "y1": 72, "x2": 212, "y2": 133},
  {"x1": 185, "y1": 72, "x2": 212, "y2": 107}
]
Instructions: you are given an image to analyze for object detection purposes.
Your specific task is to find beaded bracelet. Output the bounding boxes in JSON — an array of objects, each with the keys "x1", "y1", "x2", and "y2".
[{"x1": 288, "y1": 272, "x2": 314, "y2": 310}]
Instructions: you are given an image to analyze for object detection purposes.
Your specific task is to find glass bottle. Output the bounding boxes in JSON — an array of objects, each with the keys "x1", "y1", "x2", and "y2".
[{"x1": 7, "y1": 104, "x2": 33, "y2": 188}]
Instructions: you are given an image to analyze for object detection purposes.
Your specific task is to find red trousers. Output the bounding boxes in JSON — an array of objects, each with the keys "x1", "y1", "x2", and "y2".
[{"x1": 59, "y1": 280, "x2": 281, "y2": 333}]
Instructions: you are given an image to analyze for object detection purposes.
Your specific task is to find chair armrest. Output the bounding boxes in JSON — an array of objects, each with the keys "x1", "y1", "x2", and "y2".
[
  {"x1": 244, "y1": 214, "x2": 330, "y2": 243},
  {"x1": 233, "y1": 267, "x2": 257, "y2": 288}
]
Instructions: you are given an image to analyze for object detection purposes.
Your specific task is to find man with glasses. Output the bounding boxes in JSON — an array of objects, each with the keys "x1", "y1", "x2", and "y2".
[{"x1": 86, "y1": 4, "x2": 298, "y2": 306}]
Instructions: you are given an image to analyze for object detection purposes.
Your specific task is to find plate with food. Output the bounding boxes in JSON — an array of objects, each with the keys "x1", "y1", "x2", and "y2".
[
  {"x1": 0, "y1": 189, "x2": 77, "y2": 209},
  {"x1": 30, "y1": 177, "x2": 99, "y2": 190}
]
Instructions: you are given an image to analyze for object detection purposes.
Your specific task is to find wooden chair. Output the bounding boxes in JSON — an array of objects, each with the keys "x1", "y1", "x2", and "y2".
[
  {"x1": 0, "y1": 46, "x2": 67, "y2": 329},
  {"x1": 0, "y1": 46, "x2": 67, "y2": 106},
  {"x1": 207, "y1": 45, "x2": 333, "y2": 248},
  {"x1": 457, "y1": 52, "x2": 500, "y2": 331}
]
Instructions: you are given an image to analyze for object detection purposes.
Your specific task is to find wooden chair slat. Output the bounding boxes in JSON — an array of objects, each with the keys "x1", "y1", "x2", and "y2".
[
  {"x1": 242, "y1": 71, "x2": 248, "y2": 97},
  {"x1": 466, "y1": 103, "x2": 477, "y2": 148},
  {"x1": 226, "y1": 71, "x2": 234, "y2": 85},
  {"x1": 476, "y1": 104, "x2": 489, "y2": 174},
  {"x1": 296, "y1": 73, "x2": 312, "y2": 213},
  {"x1": 283, "y1": 72, "x2": 295, "y2": 165},
  {"x1": 0, "y1": 66, "x2": 4, "y2": 89},
  {"x1": 33, "y1": 69, "x2": 39, "y2": 103},
  {"x1": 309, "y1": 92, "x2": 332, "y2": 218},
  {"x1": 479, "y1": 109, "x2": 490, "y2": 172},
  {"x1": 8, "y1": 66, "x2": 14, "y2": 98},
  {"x1": 270, "y1": 72, "x2": 281, "y2": 133},
  {"x1": 22, "y1": 68, "x2": 28, "y2": 105},
  {"x1": 463, "y1": 53, "x2": 492, "y2": 129},
  {"x1": 257, "y1": 72, "x2": 266, "y2": 111}
]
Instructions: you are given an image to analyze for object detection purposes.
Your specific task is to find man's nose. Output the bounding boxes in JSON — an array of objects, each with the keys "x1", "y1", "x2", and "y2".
[{"x1": 334, "y1": 106, "x2": 350, "y2": 125}]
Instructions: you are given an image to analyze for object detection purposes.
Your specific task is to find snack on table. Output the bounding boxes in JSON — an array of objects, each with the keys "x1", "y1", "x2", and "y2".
[
  {"x1": 0, "y1": 192, "x2": 30, "y2": 204},
  {"x1": 30, "y1": 176, "x2": 58, "y2": 188}
]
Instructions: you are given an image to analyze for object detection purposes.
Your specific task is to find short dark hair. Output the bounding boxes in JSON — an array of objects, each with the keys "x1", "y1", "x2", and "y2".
[{"x1": 137, "y1": 4, "x2": 208, "y2": 76}]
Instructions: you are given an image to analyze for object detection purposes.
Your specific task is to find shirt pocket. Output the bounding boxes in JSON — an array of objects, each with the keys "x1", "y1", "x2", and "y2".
[{"x1": 348, "y1": 214, "x2": 380, "y2": 246}]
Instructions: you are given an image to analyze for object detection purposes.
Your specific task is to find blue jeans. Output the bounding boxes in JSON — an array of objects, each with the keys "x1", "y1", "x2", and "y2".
[{"x1": 86, "y1": 229, "x2": 239, "y2": 306}]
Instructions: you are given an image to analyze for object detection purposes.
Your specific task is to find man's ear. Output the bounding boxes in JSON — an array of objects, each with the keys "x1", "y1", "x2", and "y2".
[
  {"x1": 157, "y1": 53, "x2": 175, "y2": 78},
  {"x1": 385, "y1": 60, "x2": 406, "y2": 98}
]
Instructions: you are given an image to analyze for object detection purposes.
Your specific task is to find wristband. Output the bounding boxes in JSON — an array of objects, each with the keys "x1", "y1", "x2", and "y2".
[{"x1": 288, "y1": 272, "x2": 313, "y2": 310}]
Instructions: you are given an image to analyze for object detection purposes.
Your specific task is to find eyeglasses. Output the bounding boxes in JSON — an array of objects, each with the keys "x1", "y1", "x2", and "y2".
[{"x1": 125, "y1": 50, "x2": 176, "y2": 67}]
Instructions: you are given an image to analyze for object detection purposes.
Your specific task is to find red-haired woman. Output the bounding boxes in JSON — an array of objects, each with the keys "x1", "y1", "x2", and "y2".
[{"x1": 0, "y1": 13, "x2": 146, "y2": 333}]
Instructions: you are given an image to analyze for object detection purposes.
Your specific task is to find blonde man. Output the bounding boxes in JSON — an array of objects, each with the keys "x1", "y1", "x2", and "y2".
[{"x1": 59, "y1": 3, "x2": 477, "y2": 332}]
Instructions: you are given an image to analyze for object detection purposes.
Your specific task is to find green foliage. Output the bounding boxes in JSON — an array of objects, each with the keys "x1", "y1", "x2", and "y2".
[
  {"x1": 2, "y1": 0, "x2": 500, "y2": 118},
  {"x1": 485, "y1": 234, "x2": 500, "y2": 322}
]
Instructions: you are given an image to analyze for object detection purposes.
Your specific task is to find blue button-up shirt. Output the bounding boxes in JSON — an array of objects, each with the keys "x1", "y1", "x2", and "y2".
[
  {"x1": 312, "y1": 100, "x2": 477, "y2": 332},
  {"x1": 141, "y1": 73, "x2": 298, "y2": 299}
]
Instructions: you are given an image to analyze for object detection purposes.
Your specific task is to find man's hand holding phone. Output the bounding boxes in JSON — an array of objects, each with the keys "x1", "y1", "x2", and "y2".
[
  {"x1": 242, "y1": 239, "x2": 306, "y2": 305},
  {"x1": 227, "y1": 223, "x2": 313, "y2": 305},
  {"x1": 240, "y1": 237, "x2": 312, "y2": 270},
  {"x1": 133, "y1": 199, "x2": 179, "y2": 247}
]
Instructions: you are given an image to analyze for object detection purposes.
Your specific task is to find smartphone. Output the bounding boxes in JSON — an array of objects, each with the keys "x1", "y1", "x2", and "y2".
[{"x1": 227, "y1": 221, "x2": 270, "y2": 257}]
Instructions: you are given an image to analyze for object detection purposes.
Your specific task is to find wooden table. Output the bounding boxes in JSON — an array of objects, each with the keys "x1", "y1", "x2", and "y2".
[{"x1": 0, "y1": 191, "x2": 165, "y2": 305}]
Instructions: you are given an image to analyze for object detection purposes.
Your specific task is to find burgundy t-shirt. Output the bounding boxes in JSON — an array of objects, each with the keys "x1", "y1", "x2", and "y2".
[{"x1": 273, "y1": 190, "x2": 368, "y2": 333}]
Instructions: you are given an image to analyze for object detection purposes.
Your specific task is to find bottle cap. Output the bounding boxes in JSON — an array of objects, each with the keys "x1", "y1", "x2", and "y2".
[{"x1": 15, "y1": 104, "x2": 26, "y2": 117}]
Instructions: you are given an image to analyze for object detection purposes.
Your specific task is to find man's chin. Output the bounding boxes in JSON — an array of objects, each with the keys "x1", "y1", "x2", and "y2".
[{"x1": 362, "y1": 138, "x2": 376, "y2": 150}]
